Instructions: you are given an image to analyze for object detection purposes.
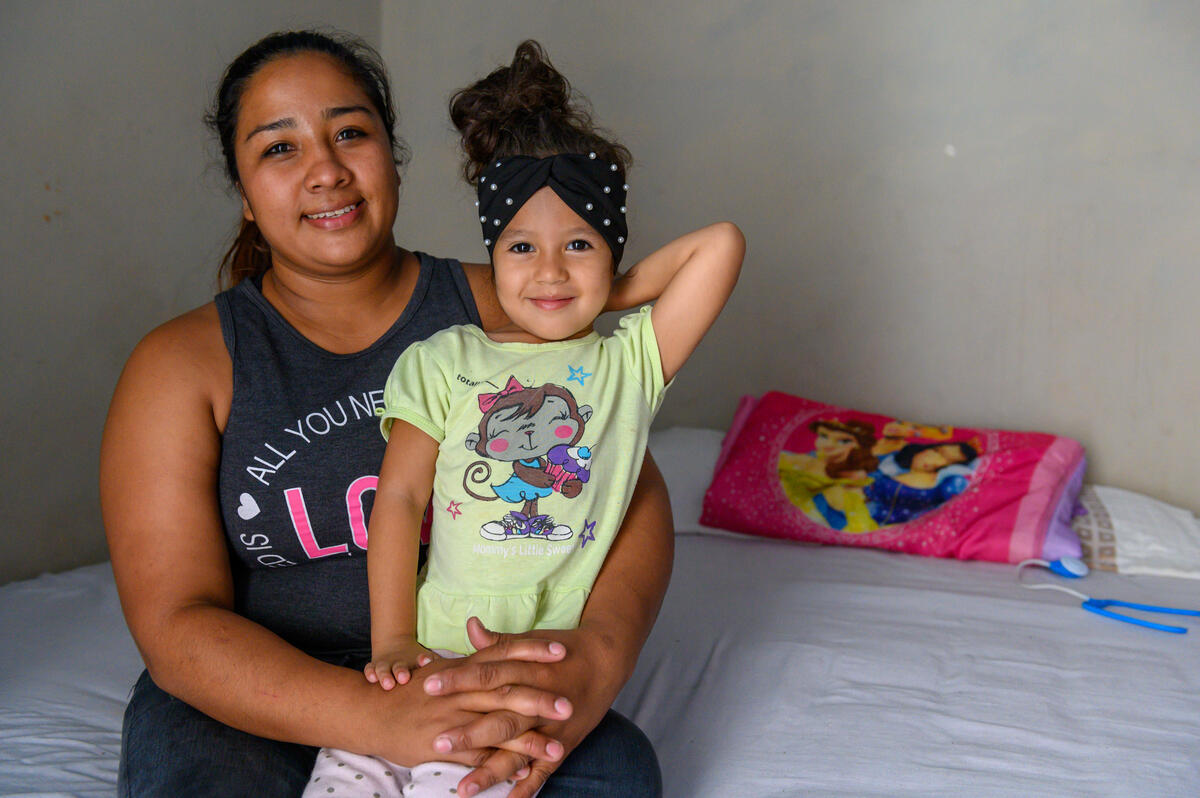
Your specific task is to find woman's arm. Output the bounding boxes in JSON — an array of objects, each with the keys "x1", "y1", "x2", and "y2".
[
  {"x1": 425, "y1": 449, "x2": 676, "y2": 797},
  {"x1": 608, "y1": 221, "x2": 745, "y2": 380},
  {"x1": 101, "y1": 307, "x2": 569, "y2": 769}
]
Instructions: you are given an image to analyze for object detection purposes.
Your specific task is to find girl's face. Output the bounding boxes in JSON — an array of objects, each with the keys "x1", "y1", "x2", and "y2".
[
  {"x1": 813, "y1": 427, "x2": 858, "y2": 462},
  {"x1": 489, "y1": 187, "x2": 614, "y2": 343},
  {"x1": 233, "y1": 52, "x2": 399, "y2": 279}
]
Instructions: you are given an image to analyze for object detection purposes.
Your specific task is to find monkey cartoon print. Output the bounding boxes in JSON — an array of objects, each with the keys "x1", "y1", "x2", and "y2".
[{"x1": 461, "y1": 376, "x2": 594, "y2": 541}]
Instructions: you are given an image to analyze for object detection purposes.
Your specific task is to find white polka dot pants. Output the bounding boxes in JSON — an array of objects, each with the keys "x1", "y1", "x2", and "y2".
[{"x1": 304, "y1": 747, "x2": 532, "y2": 797}]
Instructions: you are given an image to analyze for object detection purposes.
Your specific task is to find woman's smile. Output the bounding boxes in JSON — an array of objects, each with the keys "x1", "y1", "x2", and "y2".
[{"x1": 302, "y1": 200, "x2": 364, "y2": 229}]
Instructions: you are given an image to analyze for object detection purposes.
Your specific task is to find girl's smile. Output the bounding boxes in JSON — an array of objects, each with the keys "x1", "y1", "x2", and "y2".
[{"x1": 529, "y1": 296, "x2": 575, "y2": 311}]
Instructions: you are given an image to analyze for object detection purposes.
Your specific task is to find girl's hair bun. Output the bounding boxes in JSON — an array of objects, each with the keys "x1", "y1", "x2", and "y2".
[{"x1": 449, "y1": 40, "x2": 631, "y2": 184}]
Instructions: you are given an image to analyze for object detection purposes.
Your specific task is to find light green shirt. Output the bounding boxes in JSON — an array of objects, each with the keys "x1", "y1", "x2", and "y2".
[{"x1": 380, "y1": 307, "x2": 668, "y2": 653}]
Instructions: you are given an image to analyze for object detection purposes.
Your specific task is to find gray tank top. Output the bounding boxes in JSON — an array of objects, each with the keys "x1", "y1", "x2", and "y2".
[{"x1": 215, "y1": 252, "x2": 480, "y2": 658}]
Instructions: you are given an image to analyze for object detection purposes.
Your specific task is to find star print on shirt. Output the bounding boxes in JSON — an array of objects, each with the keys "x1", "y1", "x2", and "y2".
[
  {"x1": 446, "y1": 500, "x2": 463, "y2": 519},
  {"x1": 568, "y1": 365, "x2": 592, "y2": 386},
  {"x1": 579, "y1": 519, "x2": 597, "y2": 548}
]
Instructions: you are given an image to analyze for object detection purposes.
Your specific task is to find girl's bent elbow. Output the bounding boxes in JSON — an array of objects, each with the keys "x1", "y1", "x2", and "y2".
[
  {"x1": 718, "y1": 221, "x2": 746, "y2": 256},
  {"x1": 708, "y1": 220, "x2": 744, "y2": 243}
]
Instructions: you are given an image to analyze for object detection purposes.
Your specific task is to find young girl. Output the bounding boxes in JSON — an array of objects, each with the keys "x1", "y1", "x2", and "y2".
[{"x1": 305, "y1": 41, "x2": 743, "y2": 798}]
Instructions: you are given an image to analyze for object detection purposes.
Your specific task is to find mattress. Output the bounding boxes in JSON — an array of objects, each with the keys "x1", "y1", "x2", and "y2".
[
  {"x1": 0, "y1": 563, "x2": 141, "y2": 797},
  {"x1": 3, "y1": 428, "x2": 1198, "y2": 796},
  {"x1": 4, "y1": 546, "x2": 1198, "y2": 796},
  {"x1": 616, "y1": 536, "x2": 1200, "y2": 797}
]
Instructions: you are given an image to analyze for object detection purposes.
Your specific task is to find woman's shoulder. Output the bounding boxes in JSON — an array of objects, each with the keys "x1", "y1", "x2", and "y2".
[
  {"x1": 134, "y1": 302, "x2": 226, "y2": 367},
  {"x1": 119, "y1": 302, "x2": 231, "y2": 416},
  {"x1": 457, "y1": 259, "x2": 508, "y2": 331}
]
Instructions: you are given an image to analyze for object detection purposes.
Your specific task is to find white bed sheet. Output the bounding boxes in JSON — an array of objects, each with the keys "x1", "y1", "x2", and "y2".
[
  {"x1": 616, "y1": 535, "x2": 1200, "y2": 797},
  {"x1": 2, "y1": 539, "x2": 1198, "y2": 796},
  {"x1": 0, "y1": 563, "x2": 141, "y2": 797}
]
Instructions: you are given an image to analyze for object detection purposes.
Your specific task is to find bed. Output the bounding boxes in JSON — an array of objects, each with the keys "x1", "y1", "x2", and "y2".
[{"x1": 3, "y1": 428, "x2": 1198, "y2": 796}]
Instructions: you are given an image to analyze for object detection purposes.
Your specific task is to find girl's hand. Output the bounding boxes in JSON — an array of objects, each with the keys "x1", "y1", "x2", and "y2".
[
  {"x1": 428, "y1": 619, "x2": 622, "y2": 798},
  {"x1": 365, "y1": 636, "x2": 437, "y2": 690}
]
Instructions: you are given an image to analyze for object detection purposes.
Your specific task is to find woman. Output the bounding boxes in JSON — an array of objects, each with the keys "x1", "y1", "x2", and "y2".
[{"x1": 100, "y1": 31, "x2": 667, "y2": 797}]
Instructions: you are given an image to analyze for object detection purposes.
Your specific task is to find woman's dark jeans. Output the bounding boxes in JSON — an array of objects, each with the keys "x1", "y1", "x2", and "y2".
[{"x1": 119, "y1": 670, "x2": 661, "y2": 797}]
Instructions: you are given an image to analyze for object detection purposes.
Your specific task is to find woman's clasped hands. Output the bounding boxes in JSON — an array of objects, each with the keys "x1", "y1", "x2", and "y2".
[{"x1": 368, "y1": 617, "x2": 610, "y2": 797}]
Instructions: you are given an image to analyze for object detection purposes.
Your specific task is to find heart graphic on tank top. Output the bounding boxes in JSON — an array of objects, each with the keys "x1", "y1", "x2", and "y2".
[{"x1": 237, "y1": 493, "x2": 261, "y2": 520}]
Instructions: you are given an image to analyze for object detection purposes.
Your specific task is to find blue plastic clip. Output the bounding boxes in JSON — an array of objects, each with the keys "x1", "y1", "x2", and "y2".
[{"x1": 1081, "y1": 598, "x2": 1200, "y2": 634}]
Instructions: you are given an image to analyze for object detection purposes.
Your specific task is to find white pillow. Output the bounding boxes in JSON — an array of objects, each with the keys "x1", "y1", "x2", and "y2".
[
  {"x1": 1072, "y1": 485, "x2": 1200, "y2": 579},
  {"x1": 647, "y1": 427, "x2": 728, "y2": 534}
]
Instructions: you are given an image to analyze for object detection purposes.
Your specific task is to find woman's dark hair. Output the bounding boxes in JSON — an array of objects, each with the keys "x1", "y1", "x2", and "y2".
[
  {"x1": 448, "y1": 40, "x2": 632, "y2": 186},
  {"x1": 894, "y1": 442, "x2": 978, "y2": 472},
  {"x1": 205, "y1": 30, "x2": 407, "y2": 287}
]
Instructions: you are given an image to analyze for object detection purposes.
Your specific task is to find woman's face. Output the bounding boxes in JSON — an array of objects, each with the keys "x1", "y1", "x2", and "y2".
[
  {"x1": 233, "y1": 52, "x2": 399, "y2": 279},
  {"x1": 813, "y1": 426, "x2": 858, "y2": 462}
]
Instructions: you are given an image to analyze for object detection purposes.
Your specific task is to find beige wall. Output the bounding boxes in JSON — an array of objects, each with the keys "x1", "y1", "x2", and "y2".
[
  {"x1": 3, "y1": 1, "x2": 1196, "y2": 583},
  {"x1": 0, "y1": 1, "x2": 380, "y2": 583},
  {"x1": 383, "y1": 0, "x2": 1199, "y2": 514}
]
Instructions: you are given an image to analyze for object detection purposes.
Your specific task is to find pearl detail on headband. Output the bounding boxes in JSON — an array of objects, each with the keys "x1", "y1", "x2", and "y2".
[{"x1": 475, "y1": 153, "x2": 629, "y2": 265}]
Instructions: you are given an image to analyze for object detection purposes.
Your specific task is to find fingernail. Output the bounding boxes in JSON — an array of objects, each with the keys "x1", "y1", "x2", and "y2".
[
  {"x1": 516, "y1": 767, "x2": 530, "y2": 779},
  {"x1": 425, "y1": 677, "x2": 442, "y2": 693},
  {"x1": 434, "y1": 736, "x2": 452, "y2": 753},
  {"x1": 546, "y1": 740, "x2": 564, "y2": 760},
  {"x1": 548, "y1": 642, "x2": 565, "y2": 656},
  {"x1": 554, "y1": 697, "x2": 571, "y2": 715},
  {"x1": 464, "y1": 785, "x2": 479, "y2": 797}
]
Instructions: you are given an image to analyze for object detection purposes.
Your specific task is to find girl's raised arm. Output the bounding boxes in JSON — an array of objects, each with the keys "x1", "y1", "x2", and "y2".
[{"x1": 607, "y1": 222, "x2": 745, "y2": 382}]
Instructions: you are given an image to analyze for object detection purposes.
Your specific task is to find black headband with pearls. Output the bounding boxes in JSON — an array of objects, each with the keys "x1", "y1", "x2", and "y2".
[{"x1": 475, "y1": 153, "x2": 629, "y2": 266}]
